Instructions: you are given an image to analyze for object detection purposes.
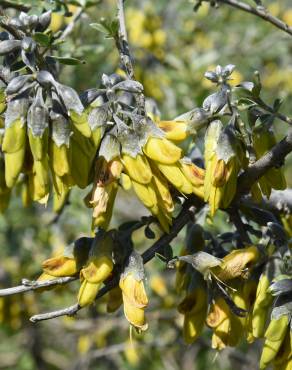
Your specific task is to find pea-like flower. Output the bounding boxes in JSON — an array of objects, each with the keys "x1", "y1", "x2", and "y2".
[
  {"x1": 178, "y1": 273, "x2": 208, "y2": 344},
  {"x1": 119, "y1": 251, "x2": 148, "y2": 331},
  {"x1": 78, "y1": 231, "x2": 114, "y2": 307}
]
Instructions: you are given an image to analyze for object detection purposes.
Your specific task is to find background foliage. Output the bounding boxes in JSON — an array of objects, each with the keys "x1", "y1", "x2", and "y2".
[{"x1": 0, "y1": 0, "x2": 291, "y2": 369}]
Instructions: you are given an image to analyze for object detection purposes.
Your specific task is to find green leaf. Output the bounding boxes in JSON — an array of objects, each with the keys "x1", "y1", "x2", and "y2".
[
  {"x1": 33, "y1": 32, "x2": 51, "y2": 47},
  {"x1": 90, "y1": 17, "x2": 119, "y2": 39},
  {"x1": 236, "y1": 97, "x2": 256, "y2": 111},
  {"x1": 47, "y1": 56, "x2": 85, "y2": 65},
  {"x1": 90, "y1": 22, "x2": 108, "y2": 34}
]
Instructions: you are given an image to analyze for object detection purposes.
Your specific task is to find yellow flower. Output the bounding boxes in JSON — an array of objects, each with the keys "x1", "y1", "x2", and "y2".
[
  {"x1": 119, "y1": 251, "x2": 148, "y2": 331},
  {"x1": 206, "y1": 297, "x2": 243, "y2": 350},
  {"x1": 107, "y1": 286, "x2": 123, "y2": 313},
  {"x1": 272, "y1": 329, "x2": 292, "y2": 370},
  {"x1": 120, "y1": 274, "x2": 148, "y2": 331},
  {"x1": 204, "y1": 121, "x2": 242, "y2": 215},
  {"x1": 252, "y1": 273, "x2": 273, "y2": 338},
  {"x1": 156, "y1": 120, "x2": 187, "y2": 142},
  {"x1": 143, "y1": 136, "x2": 182, "y2": 164},
  {"x1": 212, "y1": 246, "x2": 260, "y2": 281},
  {"x1": 260, "y1": 315, "x2": 289, "y2": 369},
  {"x1": 180, "y1": 161, "x2": 205, "y2": 199},
  {"x1": 86, "y1": 157, "x2": 122, "y2": 230},
  {"x1": 42, "y1": 256, "x2": 77, "y2": 277},
  {"x1": 78, "y1": 279, "x2": 101, "y2": 308},
  {"x1": 178, "y1": 287, "x2": 208, "y2": 344},
  {"x1": 80, "y1": 255, "x2": 113, "y2": 284},
  {"x1": 78, "y1": 232, "x2": 114, "y2": 307},
  {"x1": 283, "y1": 9, "x2": 292, "y2": 26},
  {"x1": 149, "y1": 275, "x2": 168, "y2": 298},
  {"x1": 252, "y1": 127, "x2": 286, "y2": 199}
]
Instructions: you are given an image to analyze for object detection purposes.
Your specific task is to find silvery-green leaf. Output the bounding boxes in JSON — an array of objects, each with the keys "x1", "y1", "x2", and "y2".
[
  {"x1": 168, "y1": 251, "x2": 222, "y2": 279},
  {"x1": 270, "y1": 279, "x2": 292, "y2": 296},
  {"x1": 0, "y1": 67, "x2": 14, "y2": 86},
  {"x1": 222, "y1": 64, "x2": 236, "y2": 78},
  {"x1": 50, "y1": 111, "x2": 71, "y2": 147},
  {"x1": 113, "y1": 114, "x2": 128, "y2": 132},
  {"x1": 237, "y1": 81, "x2": 255, "y2": 93},
  {"x1": 99, "y1": 134, "x2": 120, "y2": 162},
  {"x1": 204, "y1": 71, "x2": 218, "y2": 83},
  {"x1": 145, "y1": 98, "x2": 161, "y2": 120},
  {"x1": 101, "y1": 73, "x2": 111, "y2": 88},
  {"x1": 121, "y1": 250, "x2": 145, "y2": 281},
  {"x1": 108, "y1": 73, "x2": 124, "y2": 86},
  {"x1": 177, "y1": 107, "x2": 209, "y2": 133},
  {"x1": 6, "y1": 75, "x2": 33, "y2": 95},
  {"x1": 36, "y1": 70, "x2": 56, "y2": 87},
  {"x1": 216, "y1": 125, "x2": 237, "y2": 162},
  {"x1": 51, "y1": 91, "x2": 66, "y2": 115},
  {"x1": 236, "y1": 80, "x2": 261, "y2": 98},
  {"x1": 137, "y1": 116, "x2": 164, "y2": 140},
  {"x1": 19, "y1": 13, "x2": 38, "y2": 29},
  {"x1": 271, "y1": 305, "x2": 292, "y2": 321},
  {"x1": 21, "y1": 50, "x2": 35, "y2": 70},
  {"x1": 119, "y1": 128, "x2": 143, "y2": 157},
  {"x1": 8, "y1": 18, "x2": 22, "y2": 29},
  {"x1": 54, "y1": 82, "x2": 83, "y2": 115},
  {"x1": 183, "y1": 251, "x2": 221, "y2": 272},
  {"x1": 5, "y1": 96, "x2": 29, "y2": 127},
  {"x1": 215, "y1": 65, "x2": 223, "y2": 76},
  {"x1": 0, "y1": 40, "x2": 21, "y2": 55},
  {"x1": 120, "y1": 115, "x2": 163, "y2": 155},
  {"x1": 116, "y1": 92, "x2": 135, "y2": 108},
  {"x1": 266, "y1": 222, "x2": 287, "y2": 244},
  {"x1": 88, "y1": 105, "x2": 109, "y2": 131},
  {"x1": 36, "y1": 11, "x2": 52, "y2": 32},
  {"x1": 27, "y1": 88, "x2": 48, "y2": 136},
  {"x1": 80, "y1": 89, "x2": 104, "y2": 106},
  {"x1": 91, "y1": 94, "x2": 107, "y2": 108},
  {"x1": 21, "y1": 37, "x2": 36, "y2": 53},
  {"x1": 113, "y1": 80, "x2": 144, "y2": 94},
  {"x1": 14, "y1": 81, "x2": 36, "y2": 97},
  {"x1": 203, "y1": 88, "x2": 228, "y2": 114}
]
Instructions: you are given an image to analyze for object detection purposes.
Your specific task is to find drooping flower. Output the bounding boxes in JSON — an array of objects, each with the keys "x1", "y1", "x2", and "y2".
[{"x1": 119, "y1": 251, "x2": 148, "y2": 331}]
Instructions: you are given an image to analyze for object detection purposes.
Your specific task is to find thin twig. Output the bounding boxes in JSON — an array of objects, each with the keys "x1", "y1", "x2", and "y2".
[
  {"x1": 29, "y1": 199, "x2": 199, "y2": 322},
  {"x1": 254, "y1": 97, "x2": 292, "y2": 125},
  {"x1": 30, "y1": 303, "x2": 79, "y2": 323},
  {"x1": 59, "y1": 7, "x2": 84, "y2": 41},
  {"x1": 116, "y1": 0, "x2": 135, "y2": 79},
  {"x1": 227, "y1": 208, "x2": 252, "y2": 244},
  {"x1": 0, "y1": 276, "x2": 76, "y2": 296},
  {"x1": 209, "y1": 0, "x2": 292, "y2": 37},
  {"x1": 236, "y1": 129, "x2": 292, "y2": 196}
]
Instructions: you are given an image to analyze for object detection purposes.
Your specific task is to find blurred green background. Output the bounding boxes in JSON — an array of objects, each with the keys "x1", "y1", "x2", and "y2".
[{"x1": 0, "y1": 0, "x2": 291, "y2": 369}]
